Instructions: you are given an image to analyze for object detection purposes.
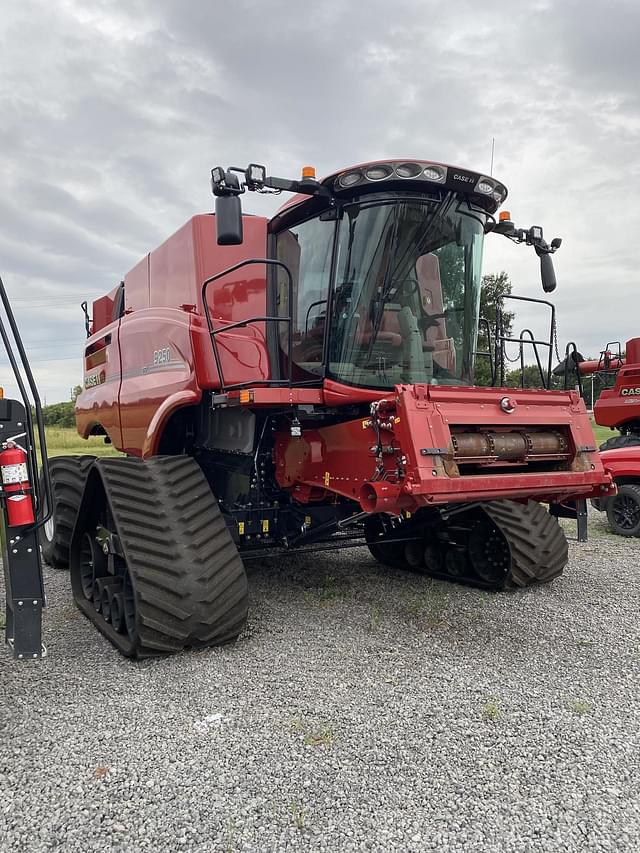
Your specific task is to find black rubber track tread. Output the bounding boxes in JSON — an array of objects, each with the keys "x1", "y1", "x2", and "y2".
[
  {"x1": 74, "y1": 455, "x2": 248, "y2": 657},
  {"x1": 599, "y1": 435, "x2": 640, "y2": 452},
  {"x1": 40, "y1": 455, "x2": 96, "y2": 568},
  {"x1": 483, "y1": 499, "x2": 568, "y2": 588}
]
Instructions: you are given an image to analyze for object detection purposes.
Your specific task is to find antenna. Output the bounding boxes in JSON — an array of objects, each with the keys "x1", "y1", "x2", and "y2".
[{"x1": 490, "y1": 138, "x2": 495, "y2": 176}]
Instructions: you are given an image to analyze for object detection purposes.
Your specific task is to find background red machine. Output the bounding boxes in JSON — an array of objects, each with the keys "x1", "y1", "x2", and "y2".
[
  {"x1": 570, "y1": 337, "x2": 640, "y2": 451},
  {"x1": 561, "y1": 337, "x2": 640, "y2": 535},
  {"x1": 42, "y1": 158, "x2": 613, "y2": 657}
]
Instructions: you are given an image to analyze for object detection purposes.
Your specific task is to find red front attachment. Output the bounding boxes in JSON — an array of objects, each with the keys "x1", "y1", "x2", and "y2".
[
  {"x1": 274, "y1": 383, "x2": 614, "y2": 513},
  {"x1": 0, "y1": 441, "x2": 35, "y2": 527}
]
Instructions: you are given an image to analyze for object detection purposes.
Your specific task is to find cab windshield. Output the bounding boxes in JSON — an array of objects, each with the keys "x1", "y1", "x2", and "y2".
[{"x1": 276, "y1": 193, "x2": 486, "y2": 389}]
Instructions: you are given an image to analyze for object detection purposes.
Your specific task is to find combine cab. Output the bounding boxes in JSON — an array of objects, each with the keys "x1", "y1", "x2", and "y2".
[{"x1": 48, "y1": 159, "x2": 613, "y2": 656}]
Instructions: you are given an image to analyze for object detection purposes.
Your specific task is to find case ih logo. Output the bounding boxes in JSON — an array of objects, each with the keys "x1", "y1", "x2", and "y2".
[
  {"x1": 84, "y1": 370, "x2": 106, "y2": 389},
  {"x1": 621, "y1": 388, "x2": 640, "y2": 395}
]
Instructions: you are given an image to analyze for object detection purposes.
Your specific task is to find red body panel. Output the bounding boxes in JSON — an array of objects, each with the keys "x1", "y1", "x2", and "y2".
[
  {"x1": 275, "y1": 384, "x2": 613, "y2": 512},
  {"x1": 77, "y1": 214, "x2": 269, "y2": 455},
  {"x1": 583, "y1": 338, "x2": 640, "y2": 431},
  {"x1": 76, "y1": 320, "x2": 124, "y2": 447},
  {"x1": 598, "y1": 447, "x2": 640, "y2": 482},
  {"x1": 92, "y1": 284, "x2": 121, "y2": 335}
]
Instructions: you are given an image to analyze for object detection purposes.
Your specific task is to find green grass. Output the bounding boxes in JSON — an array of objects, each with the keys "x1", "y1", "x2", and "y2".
[
  {"x1": 482, "y1": 701, "x2": 501, "y2": 721},
  {"x1": 569, "y1": 698, "x2": 593, "y2": 715},
  {"x1": 590, "y1": 420, "x2": 618, "y2": 447},
  {"x1": 38, "y1": 427, "x2": 121, "y2": 459}
]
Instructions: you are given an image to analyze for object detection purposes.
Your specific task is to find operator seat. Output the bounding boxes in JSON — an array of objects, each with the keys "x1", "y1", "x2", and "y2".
[{"x1": 415, "y1": 253, "x2": 456, "y2": 373}]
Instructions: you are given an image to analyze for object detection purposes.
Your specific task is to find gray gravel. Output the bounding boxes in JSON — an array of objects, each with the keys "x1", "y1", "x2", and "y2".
[{"x1": 1, "y1": 512, "x2": 639, "y2": 853}]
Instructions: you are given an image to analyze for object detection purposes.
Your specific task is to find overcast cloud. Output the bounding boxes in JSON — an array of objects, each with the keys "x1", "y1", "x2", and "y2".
[{"x1": 1, "y1": 0, "x2": 638, "y2": 402}]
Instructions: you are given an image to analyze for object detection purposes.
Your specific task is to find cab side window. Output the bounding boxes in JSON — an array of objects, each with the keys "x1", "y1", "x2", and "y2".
[{"x1": 275, "y1": 217, "x2": 335, "y2": 377}]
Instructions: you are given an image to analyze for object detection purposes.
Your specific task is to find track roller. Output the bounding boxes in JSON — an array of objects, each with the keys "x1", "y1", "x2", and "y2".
[
  {"x1": 69, "y1": 455, "x2": 249, "y2": 657},
  {"x1": 39, "y1": 455, "x2": 96, "y2": 568}
]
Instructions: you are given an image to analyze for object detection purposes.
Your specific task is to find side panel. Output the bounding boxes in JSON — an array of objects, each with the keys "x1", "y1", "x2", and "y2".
[
  {"x1": 124, "y1": 254, "x2": 150, "y2": 312},
  {"x1": 594, "y1": 366, "x2": 640, "y2": 429},
  {"x1": 118, "y1": 308, "x2": 201, "y2": 457},
  {"x1": 194, "y1": 215, "x2": 271, "y2": 388},
  {"x1": 599, "y1": 449, "x2": 640, "y2": 481},
  {"x1": 75, "y1": 319, "x2": 124, "y2": 448}
]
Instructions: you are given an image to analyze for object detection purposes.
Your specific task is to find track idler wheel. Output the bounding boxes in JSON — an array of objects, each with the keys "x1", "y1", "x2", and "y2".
[{"x1": 69, "y1": 456, "x2": 249, "y2": 657}]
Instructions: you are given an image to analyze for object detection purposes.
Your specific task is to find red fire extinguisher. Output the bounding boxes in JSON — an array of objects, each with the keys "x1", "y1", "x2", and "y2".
[{"x1": 0, "y1": 437, "x2": 35, "y2": 527}]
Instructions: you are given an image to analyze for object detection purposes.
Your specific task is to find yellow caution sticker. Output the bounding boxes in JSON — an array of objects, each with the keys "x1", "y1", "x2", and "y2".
[
  {"x1": 394, "y1": 417, "x2": 400, "y2": 424},
  {"x1": 238, "y1": 521, "x2": 245, "y2": 535},
  {"x1": 324, "y1": 471, "x2": 331, "y2": 486},
  {"x1": 262, "y1": 519, "x2": 269, "y2": 533},
  {"x1": 361, "y1": 418, "x2": 373, "y2": 429},
  {"x1": 304, "y1": 515, "x2": 312, "y2": 526}
]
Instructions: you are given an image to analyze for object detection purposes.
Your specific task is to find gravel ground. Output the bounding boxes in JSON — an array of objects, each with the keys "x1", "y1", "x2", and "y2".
[{"x1": 1, "y1": 512, "x2": 639, "y2": 853}]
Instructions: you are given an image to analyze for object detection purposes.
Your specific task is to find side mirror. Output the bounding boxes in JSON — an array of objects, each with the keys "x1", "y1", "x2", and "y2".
[
  {"x1": 215, "y1": 195, "x2": 243, "y2": 246},
  {"x1": 540, "y1": 253, "x2": 556, "y2": 293}
]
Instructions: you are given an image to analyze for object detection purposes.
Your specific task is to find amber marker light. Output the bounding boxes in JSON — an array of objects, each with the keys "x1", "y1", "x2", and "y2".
[{"x1": 499, "y1": 210, "x2": 512, "y2": 222}]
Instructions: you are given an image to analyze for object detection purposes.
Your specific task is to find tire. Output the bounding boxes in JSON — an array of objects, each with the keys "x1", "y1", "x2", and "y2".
[
  {"x1": 483, "y1": 500, "x2": 568, "y2": 587},
  {"x1": 39, "y1": 455, "x2": 96, "y2": 568},
  {"x1": 605, "y1": 484, "x2": 640, "y2": 537},
  {"x1": 70, "y1": 455, "x2": 249, "y2": 657},
  {"x1": 599, "y1": 435, "x2": 640, "y2": 452}
]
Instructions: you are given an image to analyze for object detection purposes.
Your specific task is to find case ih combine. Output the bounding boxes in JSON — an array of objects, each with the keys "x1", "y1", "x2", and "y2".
[
  {"x1": 42, "y1": 158, "x2": 614, "y2": 657},
  {"x1": 567, "y1": 338, "x2": 640, "y2": 451},
  {"x1": 561, "y1": 338, "x2": 640, "y2": 535}
]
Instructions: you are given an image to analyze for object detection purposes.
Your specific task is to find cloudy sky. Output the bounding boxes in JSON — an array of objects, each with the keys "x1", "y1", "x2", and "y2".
[{"x1": 1, "y1": 0, "x2": 638, "y2": 402}]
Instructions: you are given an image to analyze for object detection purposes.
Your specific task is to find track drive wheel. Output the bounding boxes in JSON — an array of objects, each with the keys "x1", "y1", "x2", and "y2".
[
  {"x1": 483, "y1": 500, "x2": 568, "y2": 587},
  {"x1": 599, "y1": 435, "x2": 640, "y2": 452},
  {"x1": 605, "y1": 484, "x2": 640, "y2": 537},
  {"x1": 39, "y1": 455, "x2": 96, "y2": 568},
  {"x1": 69, "y1": 456, "x2": 248, "y2": 657}
]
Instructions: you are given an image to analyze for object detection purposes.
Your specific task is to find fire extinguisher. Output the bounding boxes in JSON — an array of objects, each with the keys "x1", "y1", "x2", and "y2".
[{"x1": 0, "y1": 435, "x2": 35, "y2": 527}]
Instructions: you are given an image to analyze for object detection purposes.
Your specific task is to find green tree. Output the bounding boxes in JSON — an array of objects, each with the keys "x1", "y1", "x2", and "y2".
[
  {"x1": 475, "y1": 271, "x2": 514, "y2": 386},
  {"x1": 505, "y1": 363, "x2": 549, "y2": 389},
  {"x1": 39, "y1": 384, "x2": 81, "y2": 427}
]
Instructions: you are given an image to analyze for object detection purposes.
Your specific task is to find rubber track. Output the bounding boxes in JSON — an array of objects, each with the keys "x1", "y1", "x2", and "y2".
[
  {"x1": 483, "y1": 500, "x2": 568, "y2": 587},
  {"x1": 41, "y1": 455, "x2": 95, "y2": 568},
  {"x1": 72, "y1": 456, "x2": 248, "y2": 657}
]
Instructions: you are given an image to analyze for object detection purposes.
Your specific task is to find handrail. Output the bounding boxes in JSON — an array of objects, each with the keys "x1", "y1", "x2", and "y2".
[
  {"x1": 0, "y1": 274, "x2": 51, "y2": 532},
  {"x1": 563, "y1": 342, "x2": 583, "y2": 396},
  {"x1": 517, "y1": 328, "x2": 548, "y2": 388},
  {"x1": 494, "y1": 294, "x2": 556, "y2": 388},
  {"x1": 201, "y1": 258, "x2": 295, "y2": 392}
]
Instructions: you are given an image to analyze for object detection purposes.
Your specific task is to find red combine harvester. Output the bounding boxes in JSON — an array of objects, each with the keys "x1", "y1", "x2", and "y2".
[
  {"x1": 43, "y1": 159, "x2": 614, "y2": 657},
  {"x1": 568, "y1": 338, "x2": 640, "y2": 451},
  {"x1": 561, "y1": 338, "x2": 640, "y2": 534}
]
